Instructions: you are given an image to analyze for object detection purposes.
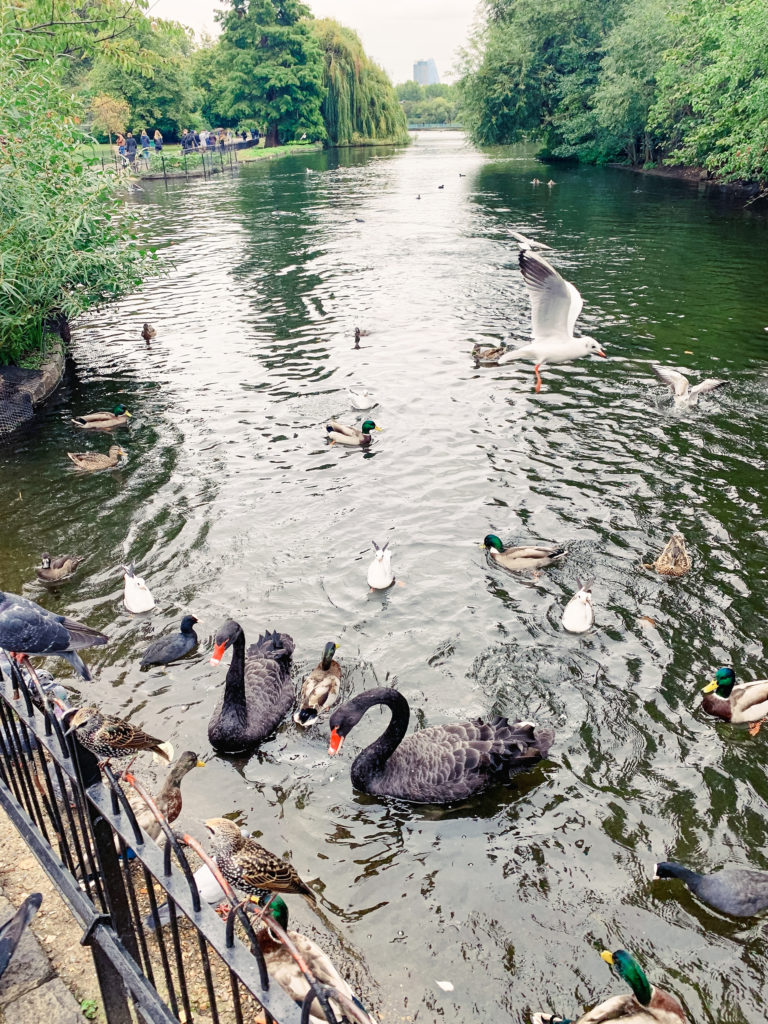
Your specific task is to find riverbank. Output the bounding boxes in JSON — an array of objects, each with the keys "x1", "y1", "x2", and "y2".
[{"x1": 609, "y1": 160, "x2": 766, "y2": 199}]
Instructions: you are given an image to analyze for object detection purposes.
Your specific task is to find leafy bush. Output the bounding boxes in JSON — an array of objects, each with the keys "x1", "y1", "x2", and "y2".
[{"x1": 0, "y1": 50, "x2": 159, "y2": 365}]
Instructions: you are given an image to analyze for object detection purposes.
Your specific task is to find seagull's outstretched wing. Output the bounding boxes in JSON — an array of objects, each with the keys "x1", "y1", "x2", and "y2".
[
  {"x1": 690, "y1": 378, "x2": 727, "y2": 396},
  {"x1": 652, "y1": 365, "x2": 690, "y2": 397},
  {"x1": 519, "y1": 250, "x2": 582, "y2": 341},
  {"x1": 510, "y1": 230, "x2": 552, "y2": 251}
]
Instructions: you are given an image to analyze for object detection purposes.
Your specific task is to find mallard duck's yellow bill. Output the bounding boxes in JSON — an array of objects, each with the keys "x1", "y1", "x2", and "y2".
[
  {"x1": 196, "y1": 759, "x2": 206, "y2": 767},
  {"x1": 125, "y1": 411, "x2": 132, "y2": 417},
  {"x1": 374, "y1": 426, "x2": 382, "y2": 431},
  {"x1": 600, "y1": 950, "x2": 614, "y2": 965},
  {"x1": 702, "y1": 680, "x2": 718, "y2": 693}
]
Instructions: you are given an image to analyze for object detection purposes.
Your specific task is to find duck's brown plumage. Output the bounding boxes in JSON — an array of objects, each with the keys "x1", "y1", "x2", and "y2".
[
  {"x1": 66, "y1": 446, "x2": 126, "y2": 471},
  {"x1": 36, "y1": 553, "x2": 84, "y2": 582},
  {"x1": 644, "y1": 533, "x2": 691, "y2": 577},
  {"x1": 67, "y1": 706, "x2": 172, "y2": 763},
  {"x1": 129, "y1": 751, "x2": 203, "y2": 839}
]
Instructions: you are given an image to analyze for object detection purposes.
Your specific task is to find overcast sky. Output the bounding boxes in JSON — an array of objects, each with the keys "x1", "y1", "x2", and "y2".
[{"x1": 147, "y1": 0, "x2": 480, "y2": 83}]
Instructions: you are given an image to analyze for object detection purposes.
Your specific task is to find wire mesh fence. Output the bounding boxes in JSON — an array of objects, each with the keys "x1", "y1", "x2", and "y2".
[{"x1": 0, "y1": 659, "x2": 367, "y2": 1024}]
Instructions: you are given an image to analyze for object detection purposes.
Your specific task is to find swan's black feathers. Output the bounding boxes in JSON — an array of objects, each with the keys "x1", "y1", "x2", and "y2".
[
  {"x1": 208, "y1": 623, "x2": 295, "y2": 753},
  {"x1": 332, "y1": 688, "x2": 554, "y2": 804}
]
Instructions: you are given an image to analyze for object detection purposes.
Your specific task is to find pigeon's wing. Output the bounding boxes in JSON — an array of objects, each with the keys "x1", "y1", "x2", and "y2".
[
  {"x1": 0, "y1": 600, "x2": 71, "y2": 655},
  {"x1": 0, "y1": 893, "x2": 42, "y2": 978},
  {"x1": 690, "y1": 378, "x2": 727, "y2": 396},
  {"x1": 519, "y1": 250, "x2": 580, "y2": 341},
  {"x1": 652, "y1": 365, "x2": 689, "y2": 396},
  {"x1": 55, "y1": 615, "x2": 108, "y2": 650}
]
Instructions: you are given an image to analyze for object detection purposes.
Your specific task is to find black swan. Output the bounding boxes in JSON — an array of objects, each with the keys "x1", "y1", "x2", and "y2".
[
  {"x1": 328, "y1": 687, "x2": 554, "y2": 804},
  {"x1": 207, "y1": 620, "x2": 294, "y2": 753}
]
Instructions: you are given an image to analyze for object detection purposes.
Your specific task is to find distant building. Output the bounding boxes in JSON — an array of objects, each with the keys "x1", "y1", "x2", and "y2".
[{"x1": 413, "y1": 59, "x2": 439, "y2": 86}]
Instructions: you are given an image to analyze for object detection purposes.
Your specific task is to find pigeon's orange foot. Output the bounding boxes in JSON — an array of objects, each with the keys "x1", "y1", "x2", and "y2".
[
  {"x1": 214, "y1": 901, "x2": 230, "y2": 919},
  {"x1": 748, "y1": 719, "x2": 765, "y2": 737}
]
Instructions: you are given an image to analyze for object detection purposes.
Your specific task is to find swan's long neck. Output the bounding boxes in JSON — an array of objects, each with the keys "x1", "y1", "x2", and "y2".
[
  {"x1": 350, "y1": 690, "x2": 410, "y2": 784},
  {"x1": 222, "y1": 631, "x2": 247, "y2": 720}
]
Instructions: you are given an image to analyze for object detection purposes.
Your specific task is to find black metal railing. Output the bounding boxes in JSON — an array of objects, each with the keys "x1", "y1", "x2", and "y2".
[{"x1": 0, "y1": 661, "x2": 367, "y2": 1024}]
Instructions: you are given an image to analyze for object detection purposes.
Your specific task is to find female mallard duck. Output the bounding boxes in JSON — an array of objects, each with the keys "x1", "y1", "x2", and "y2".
[
  {"x1": 122, "y1": 563, "x2": 155, "y2": 614},
  {"x1": 67, "y1": 446, "x2": 126, "y2": 472},
  {"x1": 326, "y1": 419, "x2": 380, "y2": 447},
  {"x1": 483, "y1": 535, "x2": 566, "y2": 572},
  {"x1": 71, "y1": 404, "x2": 132, "y2": 429},
  {"x1": 126, "y1": 750, "x2": 204, "y2": 840},
  {"x1": 643, "y1": 533, "x2": 690, "y2": 576},
  {"x1": 208, "y1": 621, "x2": 295, "y2": 753},
  {"x1": 532, "y1": 948, "x2": 687, "y2": 1024},
  {"x1": 255, "y1": 896, "x2": 373, "y2": 1024},
  {"x1": 36, "y1": 553, "x2": 84, "y2": 583},
  {"x1": 294, "y1": 642, "x2": 341, "y2": 727},
  {"x1": 701, "y1": 666, "x2": 768, "y2": 735},
  {"x1": 141, "y1": 323, "x2": 156, "y2": 342},
  {"x1": 472, "y1": 342, "x2": 507, "y2": 366}
]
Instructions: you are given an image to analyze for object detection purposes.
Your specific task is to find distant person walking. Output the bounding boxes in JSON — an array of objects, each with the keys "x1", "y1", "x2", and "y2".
[
  {"x1": 140, "y1": 129, "x2": 150, "y2": 156},
  {"x1": 125, "y1": 131, "x2": 137, "y2": 164},
  {"x1": 153, "y1": 129, "x2": 163, "y2": 152},
  {"x1": 115, "y1": 132, "x2": 126, "y2": 162}
]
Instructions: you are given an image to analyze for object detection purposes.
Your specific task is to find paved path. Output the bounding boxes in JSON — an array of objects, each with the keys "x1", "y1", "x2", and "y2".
[{"x1": 0, "y1": 806, "x2": 101, "y2": 1023}]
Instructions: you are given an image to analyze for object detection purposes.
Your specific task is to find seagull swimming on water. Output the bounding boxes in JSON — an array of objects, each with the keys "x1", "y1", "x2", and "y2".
[
  {"x1": 651, "y1": 365, "x2": 727, "y2": 406},
  {"x1": 497, "y1": 249, "x2": 606, "y2": 392}
]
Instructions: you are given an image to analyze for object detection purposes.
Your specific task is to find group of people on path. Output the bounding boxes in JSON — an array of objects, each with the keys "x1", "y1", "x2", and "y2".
[
  {"x1": 115, "y1": 129, "x2": 163, "y2": 166},
  {"x1": 180, "y1": 127, "x2": 258, "y2": 152}
]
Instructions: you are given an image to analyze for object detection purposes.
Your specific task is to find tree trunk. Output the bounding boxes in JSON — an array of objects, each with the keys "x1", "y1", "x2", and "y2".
[
  {"x1": 108, "y1": 130, "x2": 112, "y2": 145},
  {"x1": 265, "y1": 123, "x2": 279, "y2": 148}
]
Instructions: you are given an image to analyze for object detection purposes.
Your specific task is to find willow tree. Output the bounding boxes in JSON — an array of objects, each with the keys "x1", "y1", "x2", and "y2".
[
  {"x1": 312, "y1": 19, "x2": 408, "y2": 146},
  {"x1": 217, "y1": 0, "x2": 326, "y2": 147}
]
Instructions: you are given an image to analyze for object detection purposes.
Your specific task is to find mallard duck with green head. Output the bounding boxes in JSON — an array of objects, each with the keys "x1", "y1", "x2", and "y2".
[
  {"x1": 71, "y1": 404, "x2": 132, "y2": 429},
  {"x1": 532, "y1": 948, "x2": 686, "y2": 1023},
  {"x1": 483, "y1": 535, "x2": 566, "y2": 573},
  {"x1": 326, "y1": 420, "x2": 380, "y2": 447},
  {"x1": 255, "y1": 896, "x2": 375, "y2": 1024},
  {"x1": 702, "y1": 666, "x2": 768, "y2": 735}
]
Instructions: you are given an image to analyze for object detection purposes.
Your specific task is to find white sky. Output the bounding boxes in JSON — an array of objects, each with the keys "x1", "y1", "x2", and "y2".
[{"x1": 147, "y1": 0, "x2": 480, "y2": 83}]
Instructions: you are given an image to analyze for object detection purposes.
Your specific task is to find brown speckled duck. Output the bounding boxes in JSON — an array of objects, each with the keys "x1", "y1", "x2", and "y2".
[
  {"x1": 204, "y1": 818, "x2": 316, "y2": 903},
  {"x1": 66, "y1": 446, "x2": 126, "y2": 471},
  {"x1": 643, "y1": 533, "x2": 691, "y2": 576}
]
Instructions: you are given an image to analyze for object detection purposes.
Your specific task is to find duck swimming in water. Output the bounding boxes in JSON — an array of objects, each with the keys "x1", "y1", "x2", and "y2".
[
  {"x1": 67, "y1": 446, "x2": 126, "y2": 472},
  {"x1": 294, "y1": 642, "x2": 341, "y2": 727},
  {"x1": 71, "y1": 405, "x2": 131, "y2": 429},
  {"x1": 326, "y1": 419, "x2": 380, "y2": 447},
  {"x1": 643, "y1": 533, "x2": 691, "y2": 577},
  {"x1": 36, "y1": 553, "x2": 84, "y2": 583},
  {"x1": 701, "y1": 666, "x2": 768, "y2": 735},
  {"x1": 483, "y1": 535, "x2": 566, "y2": 573}
]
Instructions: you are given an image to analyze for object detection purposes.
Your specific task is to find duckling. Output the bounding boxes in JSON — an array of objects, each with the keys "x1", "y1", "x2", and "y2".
[
  {"x1": 532, "y1": 948, "x2": 686, "y2": 1024},
  {"x1": 254, "y1": 896, "x2": 374, "y2": 1024},
  {"x1": 294, "y1": 642, "x2": 341, "y2": 727},
  {"x1": 36, "y1": 553, "x2": 84, "y2": 583},
  {"x1": 643, "y1": 533, "x2": 691, "y2": 576},
  {"x1": 701, "y1": 666, "x2": 768, "y2": 735},
  {"x1": 326, "y1": 419, "x2": 380, "y2": 447},
  {"x1": 71, "y1": 404, "x2": 131, "y2": 429},
  {"x1": 483, "y1": 535, "x2": 566, "y2": 573},
  {"x1": 472, "y1": 342, "x2": 508, "y2": 366},
  {"x1": 122, "y1": 563, "x2": 155, "y2": 613},
  {"x1": 141, "y1": 323, "x2": 156, "y2": 342},
  {"x1": 367, "y1": 540, "x2": 393, "y2": 589},
  {"x1": 67, "y1": 446, "x2": 126, "y2": 471},
  {"x1": 562, "y1": 580, "x2": 594, "y2": 633}
]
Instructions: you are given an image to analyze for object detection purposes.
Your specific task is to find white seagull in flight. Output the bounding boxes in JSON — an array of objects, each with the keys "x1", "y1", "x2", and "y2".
[
  {"x1": 498, "y1": 249, "x2": 606, "y2": 392},
  {"x1": 651, "y1": 365, "x2": 727, "y2": 406}
]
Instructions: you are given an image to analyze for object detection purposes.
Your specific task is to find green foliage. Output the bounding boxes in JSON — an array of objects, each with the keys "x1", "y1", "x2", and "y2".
[
  {"x1": 86, "y1": 19, "x2": 202, "y2": 139},
  {"x1": 460, "y1": 0, "x2": 768, "y2": 183},
  {"x1": 80, "y1": 998, "x2": 98, "y2": 1020},
  {"x1": 395, "y1": 82, "x2": 461, "y2": 125},
  {"x1": 216, "y1": 0, "x2": 326, "y2": 147},
  {"x1": 313, "y1": 19, "x2": 408, "y2": 145},
  {"x1": 0, "y1": 53, "x2": 158, "y2": 365}
]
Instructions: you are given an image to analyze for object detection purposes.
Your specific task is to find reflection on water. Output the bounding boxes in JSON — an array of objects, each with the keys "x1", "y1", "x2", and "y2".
[{"x1": 3, "y1": 132, "x2": 768, "y2": 1022}]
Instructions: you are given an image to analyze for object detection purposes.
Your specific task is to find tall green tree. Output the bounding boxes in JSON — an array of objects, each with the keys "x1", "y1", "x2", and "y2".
[
  {"x1": 217, "y1": 0, "x2": 325, "y2": 147},
  {"x1": 87, "y1": 18, "x2": 201, "y2": 138},
  {"x1": 313, "y1": 19, "x2": 407, "y2": 145}
]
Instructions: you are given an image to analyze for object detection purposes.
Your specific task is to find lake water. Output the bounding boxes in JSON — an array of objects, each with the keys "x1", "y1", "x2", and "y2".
[{"x1": 4, "y1": 130, "x2": 768, "y2": 1022}]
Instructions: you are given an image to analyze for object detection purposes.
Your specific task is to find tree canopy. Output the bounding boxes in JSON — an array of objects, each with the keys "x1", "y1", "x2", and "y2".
[{"x1": 459, "y1": 0, "x2": 768, "y2": 184}]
